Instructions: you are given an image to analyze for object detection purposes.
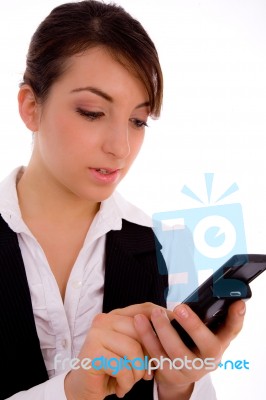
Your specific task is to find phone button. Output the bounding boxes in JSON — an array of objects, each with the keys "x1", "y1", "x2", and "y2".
[
  {"x1": 230, "y1": 291, "x2": 242, "y2": 297},
  {"x1": 205, "y1": 299, "x2": 225, "y2": 320},
  {"x1": 213, "y1": 309, "x2": 225, "y2": 317}
]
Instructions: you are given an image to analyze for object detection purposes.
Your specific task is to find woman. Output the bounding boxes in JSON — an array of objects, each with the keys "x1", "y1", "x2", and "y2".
[{"x1": 0, "y1": 1, "x2": 245, "y2": 399}]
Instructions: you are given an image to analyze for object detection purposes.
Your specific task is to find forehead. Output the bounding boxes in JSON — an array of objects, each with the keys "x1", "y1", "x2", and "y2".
[{"x1": 51, "y1": 46, "x2": 149, "y2": 102}]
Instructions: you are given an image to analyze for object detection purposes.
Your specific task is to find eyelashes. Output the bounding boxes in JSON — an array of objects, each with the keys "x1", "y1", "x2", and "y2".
[
  {"x1": 76, "y1": 107, "x2": 148, "y2": 129},
  {"x1": 76, "y1": 108, "x2": 104, "y2": 121},
  {"x1": 129, "y1": 118, "x2": 149, "y2": 129}
]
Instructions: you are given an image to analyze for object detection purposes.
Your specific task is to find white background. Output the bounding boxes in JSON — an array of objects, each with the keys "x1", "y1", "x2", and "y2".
[{"x1": 1, "y1": 1, "x2": 266, "y2": 399}]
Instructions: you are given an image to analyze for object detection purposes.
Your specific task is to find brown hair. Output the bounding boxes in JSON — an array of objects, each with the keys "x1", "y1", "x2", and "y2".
[{"x1": 21, "y1": 0, "x2": 163, "y2": 117}]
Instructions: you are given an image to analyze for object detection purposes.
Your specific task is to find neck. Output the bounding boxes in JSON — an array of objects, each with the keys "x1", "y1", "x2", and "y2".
[{"x1": 16, "y1": 164, "x2": 100, "y2": 225}]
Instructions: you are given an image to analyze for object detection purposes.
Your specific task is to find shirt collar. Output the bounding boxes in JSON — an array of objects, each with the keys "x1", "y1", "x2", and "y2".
[{"x1": 0, "y1": 166, "x2": 30, "y2": 234}]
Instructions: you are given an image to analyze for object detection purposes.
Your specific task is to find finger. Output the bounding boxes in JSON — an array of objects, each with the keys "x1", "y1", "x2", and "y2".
[
  {"x1": 134, "y1": 312, "x2": 167, "y2": 379},
  {"x1": 216, "y1": 300, "x2": 246, "y2": 349},
  {"x1": 84, "y1": 347, "x2": 136, "y2": 398},
  {"x1": 91, "y1": 313, "x2": 154, "y2": 384},
  {"x1": 92, "y1": 313, "x2": 157, "y2": 360},
  {"x1": 134, "y1": 310, "x2": 200, "y2": 381},
  {"x1": 114, "y1": 365, "x2": 137, "y2": 398},
  {"x1": 92, "y1": 327, "x2": 143, "y2": 360},
  {"x1": 110, "y1": 302, "x2": 174, "y2": 321},
  {"x1": 172, "y1": 304, "x2": 222, "y2": 360},
  {"x1": 134, "y1": 312, "x2": 166, "y2": 358},
  {"x1": 150, "y1": 308, "x2": 195, "y2": 358},
  {"x1": 92, "y1": 313, "x2": 139, "y2": 340}
]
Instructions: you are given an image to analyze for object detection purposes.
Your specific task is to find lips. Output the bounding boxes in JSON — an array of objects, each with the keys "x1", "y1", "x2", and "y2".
[
  {"x1": 89, "y1": 167, "x2": 121, "y2": 184},
  {"x1": 95, "y1": 168, "x2": 118, "y2": 175}
]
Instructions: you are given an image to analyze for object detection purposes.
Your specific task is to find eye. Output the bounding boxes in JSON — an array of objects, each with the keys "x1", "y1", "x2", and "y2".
[
  {"x1": 130, "y1": 118, "x2": 149, "y2": 129},
  {"x1": 76, "y1": 107, "x2": 104, "y2": 121}
]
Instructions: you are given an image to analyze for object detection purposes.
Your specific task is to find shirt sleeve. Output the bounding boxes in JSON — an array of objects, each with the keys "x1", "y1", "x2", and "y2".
[
  {"x1": 6, "y1": 372, "x2": 68, "y2": 400},
  {"x1": 154, "y1": 374, "x2": 217, "y2": 399}
]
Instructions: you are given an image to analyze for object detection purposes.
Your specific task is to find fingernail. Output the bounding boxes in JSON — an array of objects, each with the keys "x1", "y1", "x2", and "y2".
[
  {"x1": 152, "y1": 308, "x2": 165, "y2": 318},
  {"x1": 174, "y1": 305, "x2": 189, "y2": 319},
  {"x1": 239, "y1": 303, "x2": 246, "y2": 316},
  {"x1": 134, "y1": 314, "x2": 145, "y2": 325},
  {"x1": 144, "y1": 370, "x2": 154, "y2": 380}
]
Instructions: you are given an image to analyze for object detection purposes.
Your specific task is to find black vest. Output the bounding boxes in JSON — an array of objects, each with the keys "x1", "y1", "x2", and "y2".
[{"x1": 0, "y1": 215, "x2": 168, "y2": 399}]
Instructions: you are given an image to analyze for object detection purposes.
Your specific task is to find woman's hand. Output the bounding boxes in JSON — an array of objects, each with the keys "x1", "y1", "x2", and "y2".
[
  {"x1": 64, "y1": 300, "x2": 245, "y2": 400},
  {"x1": 64, "y1": 303, "x2": 163, "y2": 400},
  {"x1": 133, "y1": 300, "x2": 246, "y2": 400}
]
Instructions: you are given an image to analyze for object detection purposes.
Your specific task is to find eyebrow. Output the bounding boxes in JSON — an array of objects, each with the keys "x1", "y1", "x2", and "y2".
[{"x1": 70, "y1": 86, "x2": 150, "y2": 110}]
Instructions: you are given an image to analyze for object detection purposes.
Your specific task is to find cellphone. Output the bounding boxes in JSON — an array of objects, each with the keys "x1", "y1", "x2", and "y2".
[{"x1": 170, "y1": 254, "x2": 266, "y2": 349}]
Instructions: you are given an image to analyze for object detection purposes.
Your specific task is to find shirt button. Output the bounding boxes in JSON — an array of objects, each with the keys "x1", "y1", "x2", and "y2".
[
  {"x1": 72, "y1": 280, "x2": 82, "y2": 289},
  {"x1": 61, "y1": 339, "x2": 68, "y2": 349}
]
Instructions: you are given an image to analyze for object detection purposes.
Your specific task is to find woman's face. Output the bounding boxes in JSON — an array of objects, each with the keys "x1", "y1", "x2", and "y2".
[{"x1": 31, "y1": 47, "x2": 150, "y2": 203}]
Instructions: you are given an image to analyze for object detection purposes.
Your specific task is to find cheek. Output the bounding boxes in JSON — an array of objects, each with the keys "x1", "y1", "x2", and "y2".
[
  {"x1": 41, "y1": 113, "x2": 90, "y2": 153},
  {"x1": 38, "y1": 116, "x2": 77, "y2": 166}
]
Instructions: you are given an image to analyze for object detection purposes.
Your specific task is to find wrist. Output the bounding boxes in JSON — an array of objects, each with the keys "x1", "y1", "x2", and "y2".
[
  {"x1": 64, "y1": 370, "x2": 105, "y2": 400},
  {"x1": 64, "y1": 371, "x2": 90, "y2": 400},
  {"x1": 64, "y1": 372, "x2": 80, "y2": 400}
]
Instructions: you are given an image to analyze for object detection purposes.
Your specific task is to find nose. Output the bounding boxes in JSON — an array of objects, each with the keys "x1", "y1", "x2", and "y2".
[{"x1": 102, "y1": 122, "x2": 130, "y2": 159}]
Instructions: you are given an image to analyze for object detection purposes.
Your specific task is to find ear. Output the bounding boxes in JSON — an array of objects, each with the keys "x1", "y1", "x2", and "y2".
[{"x1": 18, "y1": 85, "x2": 40, "y2": 132}]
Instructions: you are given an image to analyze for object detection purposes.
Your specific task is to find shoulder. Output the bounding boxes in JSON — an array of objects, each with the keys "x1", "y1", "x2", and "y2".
[{"x1": 106, "y1": 192, "x2": 161, "y2": 254}]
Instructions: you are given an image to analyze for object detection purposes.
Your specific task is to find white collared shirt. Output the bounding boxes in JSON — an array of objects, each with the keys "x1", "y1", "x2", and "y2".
[{"x1": 0, "y1": 167, "x2": 216, "y2": 400}]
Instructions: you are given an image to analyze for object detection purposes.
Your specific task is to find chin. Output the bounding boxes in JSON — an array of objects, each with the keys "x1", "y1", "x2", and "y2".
[{"x1": 80, "y1": 186, "x2": 117, "y2": 203}]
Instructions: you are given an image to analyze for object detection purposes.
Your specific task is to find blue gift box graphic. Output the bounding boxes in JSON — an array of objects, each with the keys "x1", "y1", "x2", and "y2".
[{"x1": 152, "y1": 174, "x2": 247, "y2": 302}]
